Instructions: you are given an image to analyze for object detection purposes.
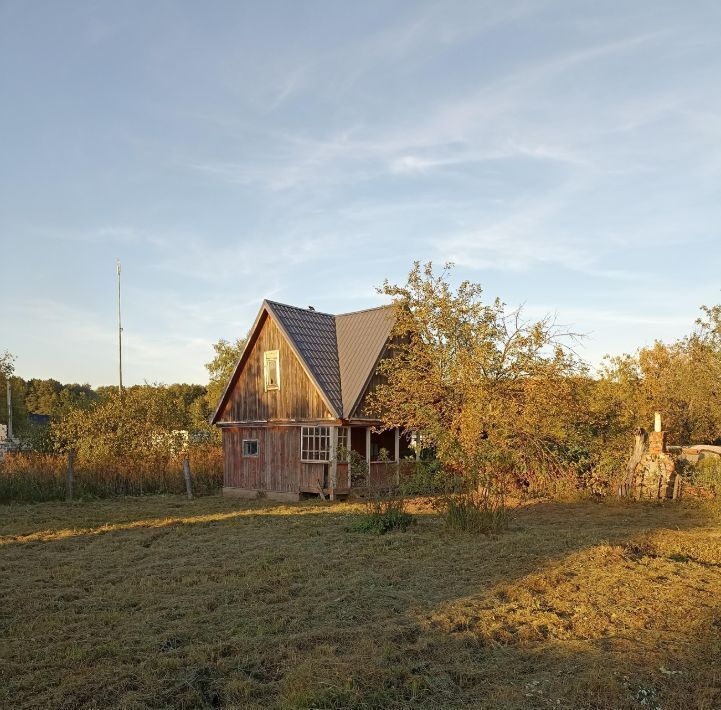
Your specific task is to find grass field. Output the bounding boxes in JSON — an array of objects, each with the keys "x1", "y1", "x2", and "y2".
[{"x1": 1, "y1": 495, "x2": 720, "y2": 709}]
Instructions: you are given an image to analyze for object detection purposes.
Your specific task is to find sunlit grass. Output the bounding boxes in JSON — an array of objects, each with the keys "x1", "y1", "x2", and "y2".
[
  {"x1": 1, "y1": 494, "x2": 719, "y2": 709},
  {"x1": 0, "y1": 500, "x2": 364, "y2": 546}
]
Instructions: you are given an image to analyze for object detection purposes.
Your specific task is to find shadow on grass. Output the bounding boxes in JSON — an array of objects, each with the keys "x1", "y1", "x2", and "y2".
[{"x1": 1, "y1": 496, "x2": 719, "y2": 709}]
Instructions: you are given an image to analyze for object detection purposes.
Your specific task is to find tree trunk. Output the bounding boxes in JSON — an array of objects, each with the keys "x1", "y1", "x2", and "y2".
[{"x1": 618, "y1": 428, "x2": 648, "y2": 496}]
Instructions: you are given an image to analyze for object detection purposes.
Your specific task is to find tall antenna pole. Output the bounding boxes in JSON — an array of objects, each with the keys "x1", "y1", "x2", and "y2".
[
  {"x1": 117, "y1": 258, "x2": 123, "y2": 395},
  {"x1": 6, "y1": 379, "x2": 12, "y2": 441}
]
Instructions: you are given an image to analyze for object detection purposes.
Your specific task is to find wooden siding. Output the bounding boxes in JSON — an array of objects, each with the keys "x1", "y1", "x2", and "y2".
[
  {"x1": 352, "y1": 334, "x2": 407, "y2": 419},
  {"x1": 223, "y1": 426, "x2": 352, "y2": 492},
  {"x1": 299, "y1": 461, "x2": 325, "y2": 490},
  {"x1": 218, "y1": 312, "x2": 333, "y2": 423},
  {"x1": 369, "y1": 460, "x2": 416, "y2": 488},
  {"x1": 223, "y1": 426, "x2": 302, "y2": 492},
  {"x1": 351, "y1": 369, "x2": 385, "y2": 419},
  {"x1": 337, "y1": 462, "x2": 351, "y2": 489}
]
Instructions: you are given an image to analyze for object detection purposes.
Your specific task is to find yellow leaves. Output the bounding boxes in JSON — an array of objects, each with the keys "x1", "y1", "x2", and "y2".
[{"x1": 370, "y1": 263, "x2": 587, "y2": 478}]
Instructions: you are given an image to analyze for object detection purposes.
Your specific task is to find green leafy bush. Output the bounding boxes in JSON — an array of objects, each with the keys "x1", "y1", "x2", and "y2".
[
  {"x1": 402, "y1": 459, "x2": 451, "y2": 496},
  {"x1": 354, "y1": 507, "x2": 416, "y2": 535},
  {"x1": 355, "y1": 480, "x2": 415, "y2": 534},
  {"x1": 689, "y1": 457, "x2": 721, "y2": 494}
]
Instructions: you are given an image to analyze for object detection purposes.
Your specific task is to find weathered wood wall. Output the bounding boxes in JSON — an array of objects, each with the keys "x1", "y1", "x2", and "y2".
[
  {"x1": 223, "y1": 426, "x2": 353, "y2": 493},
  {"x1": 299, "y1": 461, "x2": 351, "y2": 490},
  {"x1": 299, "y1": 461, "x2": 326, "y2": 490},
  {"x1": 217, "y1": 312, "x2": 333, "y2": 423},
  {"x1": 223, "y1": 426, "x2": 302, "y2": 492},
  {"x1": 352, "y1": 334, "x2": 407, "y2": 418},
  {"x1": 369, "y1": 460, "x2": 416, "y2": 487},
  {"x1": 353, "y1": 369, "x2": 386, "y2": 419}
]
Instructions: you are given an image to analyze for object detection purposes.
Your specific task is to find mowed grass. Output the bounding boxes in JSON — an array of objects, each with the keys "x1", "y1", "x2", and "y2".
[{"x1": 1, "y1": 495, "x2": 720, "y2": 709}]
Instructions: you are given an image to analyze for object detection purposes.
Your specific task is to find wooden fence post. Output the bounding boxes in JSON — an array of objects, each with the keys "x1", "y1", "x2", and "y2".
[
  {"x1": 394, "y1": 427, "x2": 400, "y2": 486},
  {"x1": 66, "y1": 449, "x2": 75, "y2": 502},
  {"x1": 183, "y1": 455, "x2": 193, "y2": 499},
  {"x1": 366, "y1": 427, "x2": 372, "y2": 488}
]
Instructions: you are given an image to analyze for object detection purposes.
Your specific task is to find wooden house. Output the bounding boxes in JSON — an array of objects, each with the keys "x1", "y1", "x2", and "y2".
[{"x1": 211, "y1": 300, "x2": 413, "y2": 501}]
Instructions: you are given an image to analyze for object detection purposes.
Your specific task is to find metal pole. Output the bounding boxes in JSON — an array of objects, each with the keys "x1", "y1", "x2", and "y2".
[
  {"x1": 6, "y1": 379, "x2": 12, "y2": 440},
  {"x1": 117, "y1": 259, "x2": 123, "y2": 395}
]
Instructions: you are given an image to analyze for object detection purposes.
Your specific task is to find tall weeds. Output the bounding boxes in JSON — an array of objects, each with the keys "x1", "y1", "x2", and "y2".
[
  {"x1": 0, "y1": 445, "x2": 223, "y2": 503},
  {"x1": 443, "y1": 487, "x2": 510, "y2": 534},
  {"x1": 355, "y1": 477, "x2": 415, "y2": 534}
]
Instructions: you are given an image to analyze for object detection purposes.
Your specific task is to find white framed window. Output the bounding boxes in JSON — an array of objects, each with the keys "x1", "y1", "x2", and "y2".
[
  {"x1": 242, "y1": 439, "x2": 259, "y2": 457},
  {"x1": 264, "y1": 350, "x2": 280, "y2": 391},
  {"x1": 338, "y1": 427, "x2": 349, "y2": 457},
  {"x1": 300, "y1": 426, "x2": 349, "y2": 462},
  {"x1": 301, "y1": 426, "x2": 330, "y2": 461}
]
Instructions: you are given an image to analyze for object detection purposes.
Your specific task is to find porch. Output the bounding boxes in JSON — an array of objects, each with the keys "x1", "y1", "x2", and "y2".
[{"x1": 298, "y1": 425, "x2": 415, "y2": 497}]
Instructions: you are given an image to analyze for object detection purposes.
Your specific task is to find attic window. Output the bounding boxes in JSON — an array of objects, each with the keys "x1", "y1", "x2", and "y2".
[{"x1": 264, "y1": 350, "x2": 280, "y2": 391}]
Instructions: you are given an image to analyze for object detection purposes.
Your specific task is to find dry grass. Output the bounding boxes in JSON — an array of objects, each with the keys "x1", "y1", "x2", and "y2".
[
  {"x1": 1, "y1": 495, "x2": 720, "y2": 709},
  {"x1": 0, "y1": 447, "x2": 223, "y2": 503}
]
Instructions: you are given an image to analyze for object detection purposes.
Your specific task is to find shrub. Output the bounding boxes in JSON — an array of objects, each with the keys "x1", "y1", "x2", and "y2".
[
  {"x1": 355, "y1": 506, "x2": 415, "y2": 535},
  {"x1": 688, "y1": 457, "x2": 721, "y2": 495},
  {"x1": 442, "y1": 486, "x2": 510, "y2": 534},
  {"x1": 355, "y1": 481, "x2": 415, "y2": 534},
  {"x1": 402, "y1": 458, "x2": 450, "y2": 496},
  {"x1": 339, "y1": 447, "x2": 370, "y2": 487}
]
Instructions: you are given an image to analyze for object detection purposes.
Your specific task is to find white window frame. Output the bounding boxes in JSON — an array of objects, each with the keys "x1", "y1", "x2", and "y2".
[
  {"x1": 300, "y1": 426, "x2": 349, "y2": 463},
  {"x1": 263, "y1": 350, "x2": 280, "y2": 391},
  {"x1": 338, "y1": 427, "x2": 348, "y2": 452},
  {"x1": 242, "y1": 439, "x2": 259, "y2": 457},
  {"x1": 300, "y1": 426, "x2": 330, "y2": 462}
]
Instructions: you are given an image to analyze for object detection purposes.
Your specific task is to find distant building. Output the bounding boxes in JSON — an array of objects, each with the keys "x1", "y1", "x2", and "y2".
[
  {"x1": 0, "y1": 423, "x2": 7, "y2": 461},
  {"x1": 27, "y1": 413, "x2": 51, "y2": 427}
]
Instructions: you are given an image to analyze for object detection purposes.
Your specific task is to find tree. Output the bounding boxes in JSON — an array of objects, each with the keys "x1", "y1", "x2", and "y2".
[
  {"x1": 23, "y1": 379, "x2": 97, "y2": 418},
  {"x1": 52, "y1": 386, "x2": 190, "y2": 462},
  {"x1": 368, "y1": 263, "x2": 584, "y2": 498},
  {"x1": 599, "y1": 303, "x2": 721, "y2": 447},
  {"x1": 0, "y1": 350, "x2": 14, "y2": 379},
  {"x1": 0, "y1": 351, "x2": 26, "y2": 435},
  {"x1": 205, "y1": 337, "x2": 247, "y2": 411}
]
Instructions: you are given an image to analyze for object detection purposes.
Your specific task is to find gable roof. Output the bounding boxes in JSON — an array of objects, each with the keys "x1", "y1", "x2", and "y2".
[
  {"x1": 336, "y1": 306, "x2": 395, "y2": 417},
  {"x1": 211, "y1": 299, "x2": 395, "y2": 424},
  {"x1": 264, "y1": 300, "x2": 343, "y2": 416}
]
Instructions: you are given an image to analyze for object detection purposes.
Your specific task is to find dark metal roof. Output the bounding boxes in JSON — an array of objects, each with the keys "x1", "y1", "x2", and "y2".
[
  {"x1": 336, "y1": 306, "x2": 395, "y2": 417},
  {"x1": 263, "y1": 300, "x2": 395, "y2": 419},
  {"x1": 265, "y1": 300, "x2": 343, "y2": 417}
]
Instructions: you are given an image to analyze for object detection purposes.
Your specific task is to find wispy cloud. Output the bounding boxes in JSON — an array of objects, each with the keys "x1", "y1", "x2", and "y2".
[
  {"x1": 184, "y1": 27, "x2": 671, "y2": 200},
  {"x1": 4, "y1": 1, "x2": 720, "y2": 384}
]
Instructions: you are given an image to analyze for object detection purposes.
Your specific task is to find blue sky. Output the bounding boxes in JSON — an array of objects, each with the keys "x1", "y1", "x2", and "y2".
[{"x1": 1, "y1": 0, "x2": 720, "y2": 386}]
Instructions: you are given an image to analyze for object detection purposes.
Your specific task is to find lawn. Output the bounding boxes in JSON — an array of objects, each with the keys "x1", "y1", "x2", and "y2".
[{"x1": 1, "y1": 495, "x2": 720, "y2": 709}]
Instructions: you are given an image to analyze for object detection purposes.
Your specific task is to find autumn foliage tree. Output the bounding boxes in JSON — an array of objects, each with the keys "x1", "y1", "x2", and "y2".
[
  {"x1": 205, "y1": 337, "x2": 247, "y2": 411},
  {"x1": 368, "y1": 262, "x2": 585, "y2": 506},
  {"x1": 599, "y1": 304, "x2": 721, "y2": 447}
]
